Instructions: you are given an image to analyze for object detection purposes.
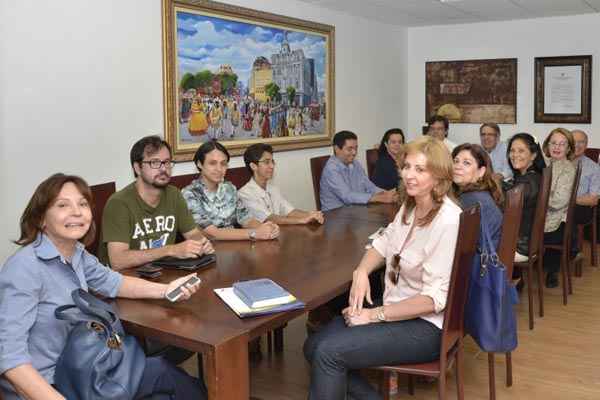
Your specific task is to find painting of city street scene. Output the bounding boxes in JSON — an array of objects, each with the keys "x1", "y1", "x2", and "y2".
[{"x1": 162, "y1": 0, "x2": 335, "y2": 159}]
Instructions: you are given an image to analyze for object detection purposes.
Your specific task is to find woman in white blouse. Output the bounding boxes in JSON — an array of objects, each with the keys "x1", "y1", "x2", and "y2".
[{"x1": 304, "y1": 136, "x2": 461, "y2": 400}]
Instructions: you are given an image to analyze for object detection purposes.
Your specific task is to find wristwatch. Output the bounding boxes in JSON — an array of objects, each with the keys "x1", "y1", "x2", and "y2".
[
  {"x1": 248, "y1": 229, "x2": 257, "y2": 241},
  {"x1": 376, "y1": 307, "x2": 386, "y2": 322}
]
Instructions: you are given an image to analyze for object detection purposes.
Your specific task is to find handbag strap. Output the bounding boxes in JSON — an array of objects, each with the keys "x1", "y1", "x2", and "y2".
[
  {"x1": 70, "y1": 289, "x2": 124, "y2": 334},
  {"x1": 55, "y1": 304, "x2": 111, "y2": 333}
]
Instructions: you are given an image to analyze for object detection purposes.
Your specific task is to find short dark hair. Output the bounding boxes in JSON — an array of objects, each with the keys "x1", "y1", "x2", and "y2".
[
  {"x1": 244, "y1": 143, "x2": 273, "y2": 174},
  {"x1": 130, "y1": 135, "x2": 172, "y2": 177},
  {"x1": 193, "y1": 140, "x2": 230, "y2": 172},
  {"x1": 427, "y1": 115, "x2": 449, "y2": 132},
  {"x1": 333, "y1": 130, "x2": 358, "y2": 149},
  {"x1": 378, "y1": 128, "x2": 405, "y2": 156},
  {"x1": 507, "y1": 133, "x2": 546, "y2": 174}
]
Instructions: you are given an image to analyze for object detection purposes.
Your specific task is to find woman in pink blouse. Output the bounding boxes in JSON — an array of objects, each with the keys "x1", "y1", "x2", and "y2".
[{"x1": 304, "y1": 136, "x2": 461, "y2": 400}]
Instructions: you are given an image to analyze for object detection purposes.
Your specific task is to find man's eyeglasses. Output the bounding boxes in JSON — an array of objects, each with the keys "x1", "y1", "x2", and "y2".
[
  {"x1": 141, "y1": 159, "x2": 176, "y2": 169},
  {"x1": 257, "y1": 159, "x2": 276, "y2": 166}
]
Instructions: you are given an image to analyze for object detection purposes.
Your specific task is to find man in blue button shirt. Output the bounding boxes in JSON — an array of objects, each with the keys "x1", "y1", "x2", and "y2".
[
  {"x1": 320, "y1": 130, "x2": 398, "y2": 211},
  {"x1": 480, "y1": 123, "x2": 512, "y2": 181},
  {"x1": 572, "y1": 129, "x2": 600, "y2": 225}
]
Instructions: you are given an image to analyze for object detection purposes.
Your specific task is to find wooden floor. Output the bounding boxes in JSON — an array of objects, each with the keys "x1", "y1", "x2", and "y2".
[{"x1": 183, "y1": 247, "x2": 600, "y2": 399}]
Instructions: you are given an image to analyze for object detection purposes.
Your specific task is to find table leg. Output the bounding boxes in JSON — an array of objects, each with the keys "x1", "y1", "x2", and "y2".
[{"x1": 205, "y1": 333, "x2": 249, "y2": 400}]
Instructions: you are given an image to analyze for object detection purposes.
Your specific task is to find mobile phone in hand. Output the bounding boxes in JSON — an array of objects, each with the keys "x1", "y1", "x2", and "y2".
[{"x1": 165, "y1": 275, "x2": 202, "y2": 302}]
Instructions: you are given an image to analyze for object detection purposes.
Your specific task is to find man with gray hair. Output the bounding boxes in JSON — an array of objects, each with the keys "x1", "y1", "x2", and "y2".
[
  {"x1": 479, "y1": 122, "x2": 512, "y2": 180},
  {"x1": 572, "y1": 129, "x2": 600, "y2": 226}
]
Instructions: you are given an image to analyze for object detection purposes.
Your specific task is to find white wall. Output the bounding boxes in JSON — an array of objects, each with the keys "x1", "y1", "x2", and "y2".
[
  {"x1": 407, "y1": 13, "x2": 600, "y2": 146},
  {"x1": 0, "y1": 0, "x2": 407, "y2": 262}
]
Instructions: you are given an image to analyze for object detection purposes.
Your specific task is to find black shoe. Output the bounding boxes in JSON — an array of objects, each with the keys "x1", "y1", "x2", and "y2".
[{"x1": 545, "y1": 273, "x2": 559, "y2": 288}]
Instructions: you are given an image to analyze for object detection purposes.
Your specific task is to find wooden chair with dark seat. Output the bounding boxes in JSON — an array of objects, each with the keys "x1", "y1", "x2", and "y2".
[
  {"x1": 374, "y1": 205, "x2": 481, "y2": 400},
  {"x1": 542, "y1": 162, "x2": 582, "y2": 305},
  {"x1": 88, "y1": 181, "x2": 116, "y2": 256},
  {"x1": 487, "y1": 184, "x2": 524, "y2": 400},
  {"x1": 366, "y1": 148, "x2": 379, "y2": 179},
  {"x1": 513, "y1": 167, "x2": 552, "y2": 327},
  {"x1": 584, "y1": 147, "x2": 600, "y2": 163},
  {"x1": 310, "y1": 155, "x2": 330, "y2": 210}
]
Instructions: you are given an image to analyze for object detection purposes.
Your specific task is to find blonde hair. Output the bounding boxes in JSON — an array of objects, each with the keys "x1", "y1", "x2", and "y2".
[
  {"x1": 400, "y1": 136, "x2": 455, "y2": 226},
  {"x1": 542, "y1": 127, "x2": 575, "y2": 160}
]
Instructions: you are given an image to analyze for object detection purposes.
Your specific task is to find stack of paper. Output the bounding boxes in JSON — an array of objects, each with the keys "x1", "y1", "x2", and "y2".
[{"x1": 214, "y1": 278, "x2": 305, "y2": 318}]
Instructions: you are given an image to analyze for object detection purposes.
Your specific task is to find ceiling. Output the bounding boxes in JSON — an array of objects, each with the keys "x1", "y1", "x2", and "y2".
[{"x1": 297, "y1": 0, "x2": 600, "y2": 27}]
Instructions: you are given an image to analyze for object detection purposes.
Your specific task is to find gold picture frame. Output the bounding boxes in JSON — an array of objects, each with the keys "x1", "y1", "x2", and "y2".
[{"x1": 162, "y1": 0, "x2": 335, "y2": 160}]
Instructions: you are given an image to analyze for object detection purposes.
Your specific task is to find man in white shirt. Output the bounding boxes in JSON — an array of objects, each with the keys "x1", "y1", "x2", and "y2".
[
  {"x1": 426, "y1": 115, "x2": 456, "y2": 152},
  {"x1": 239, "y1": 143, "x2": 324, "y2": 224}
]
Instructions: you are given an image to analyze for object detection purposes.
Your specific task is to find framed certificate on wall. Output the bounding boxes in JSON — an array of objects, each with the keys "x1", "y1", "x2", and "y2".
[{"x1": 534, "y1": 55, "x2": 592, "y2": 123}]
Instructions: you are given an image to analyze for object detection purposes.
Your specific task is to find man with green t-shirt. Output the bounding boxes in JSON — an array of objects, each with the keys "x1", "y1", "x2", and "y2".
[{"x1": 98, "y1": 135, "x2": 213, "y2": 270}]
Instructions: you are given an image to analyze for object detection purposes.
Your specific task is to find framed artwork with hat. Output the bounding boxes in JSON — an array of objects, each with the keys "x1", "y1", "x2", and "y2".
[
  {"x1": 162, "y1": 0, "x2": 335, "y2": 161},
  {"x1": 425, "y1": 58, "x2": 517, "y2": 124}
]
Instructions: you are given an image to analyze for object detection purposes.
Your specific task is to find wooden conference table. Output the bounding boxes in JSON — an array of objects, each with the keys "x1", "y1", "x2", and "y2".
[{"x1": 115, "y1": 204, "x2": 399, "y2": 400}]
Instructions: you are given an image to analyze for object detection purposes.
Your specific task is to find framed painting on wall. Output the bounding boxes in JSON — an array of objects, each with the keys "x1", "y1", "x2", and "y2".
[
  {"x1": 425, "y1": 58, "x2": 517, "y2": 124},
  {"x1": 162, "y1": 0, "x2": 335, "y2": 160},
  {"x1": 534, "y1": 55, "x2": 592, "y2": 123}
]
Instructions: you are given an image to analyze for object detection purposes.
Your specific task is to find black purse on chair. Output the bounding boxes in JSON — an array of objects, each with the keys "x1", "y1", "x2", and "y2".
[{"x1": 54, "y1": 289, "x2": 146, "y2": 400}]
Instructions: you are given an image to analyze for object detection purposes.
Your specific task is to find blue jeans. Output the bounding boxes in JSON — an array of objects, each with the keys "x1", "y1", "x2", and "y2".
[
  {"x1": 304, "y1": 316, "x2": 441, "y2": 400},
  {"x1": 134, "y1": 357, "x2": 207, "y2": 399}
]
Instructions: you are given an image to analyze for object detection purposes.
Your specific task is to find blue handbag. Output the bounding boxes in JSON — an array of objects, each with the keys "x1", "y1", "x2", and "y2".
[
  {"x1": 465, "y1": 219, "x2": 519, "y2": 353},
  {"x1": 54, "y1": 289, "x2": 146, "y2": 400}
]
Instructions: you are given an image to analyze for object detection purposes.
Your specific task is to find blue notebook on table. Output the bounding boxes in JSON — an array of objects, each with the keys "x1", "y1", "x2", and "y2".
[
  {"x1": 232, "y1": 278, "x2": 296, "y2": 308},
  {"x1": 214, "y1": 287, "x2": 305, "y2": 318}
]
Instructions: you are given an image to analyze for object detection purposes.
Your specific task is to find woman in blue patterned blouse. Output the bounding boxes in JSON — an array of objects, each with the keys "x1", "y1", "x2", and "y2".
[{"x1": 182, "y1": 140, "x2": 279, "y2": 241}]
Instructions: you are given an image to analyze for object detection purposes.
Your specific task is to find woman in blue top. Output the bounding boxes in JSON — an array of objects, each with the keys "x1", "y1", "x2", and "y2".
[
  {"x1": 452, "y1": 143, "x2": 504, "y2": 249},
  {"x1": 0, "y1": 174, "x2": 206, "y2": 400},
  {"x1": 372, "y1": 128, "x2": 405, "y2": 190}
]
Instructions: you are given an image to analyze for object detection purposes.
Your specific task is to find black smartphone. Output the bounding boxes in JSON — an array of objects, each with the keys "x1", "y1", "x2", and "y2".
[{"x1": 136, "y1": 264, "x2": 162, "y2": 279}]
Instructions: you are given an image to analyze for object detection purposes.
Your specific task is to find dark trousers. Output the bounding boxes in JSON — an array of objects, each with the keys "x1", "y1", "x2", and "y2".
[
  {"x1": 574, "y1": 205, "x2": 594, "y2": 225},
  {"x1": 303, "y1": 316, "x2": 441, "y2": 400},
  {"x1": 134, "y1": 356, "x2": 207, "y2": 399},
  {"x1": 543, "y1": 222, "x2": 578, "y2": 275}
]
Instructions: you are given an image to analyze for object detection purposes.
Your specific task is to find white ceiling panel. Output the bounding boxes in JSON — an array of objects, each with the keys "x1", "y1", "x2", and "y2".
[
  {"x1": 296, "y1": 0, "x2": 600, "y2": 27},
  {"x1": 449, "y1": 0, "x2": 533, "y2": 20},
  {"x1": 511, "y1": 0, "x2": 594, "y2": 14}
]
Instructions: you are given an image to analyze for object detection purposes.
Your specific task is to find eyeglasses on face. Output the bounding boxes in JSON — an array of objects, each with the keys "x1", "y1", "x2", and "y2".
[
  {"x1": 549, "y1": 141, "x2": 568, "y2": 148},
  {"x1": 257, "y1": 159, "x2": 276, "y2": 166},
  {"x1": 141, "y1": 159, "x2": 175, "y2": 169}
]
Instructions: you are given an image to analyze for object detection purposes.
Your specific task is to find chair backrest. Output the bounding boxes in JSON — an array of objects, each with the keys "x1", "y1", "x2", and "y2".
[
  {"x1": 528, "y1": 167, "x2": 552, "y2": 258},
  {"x1": 88, "y1": 181, "x2": 116, "y2": 255},
  {"x1": 440, "y1": 205, "x2": 481, "y2": 364},
  {"x1": 366, "y1": 148, "x2": 379, "y2": 179},
  {"x1": 310, "y1": 155, "x2": 330, "y2": 210},
  {"x1": 562, "y1": 161, "x2": 583, "y2": 245},
  {"x1": 498, "y1": 185, "x2": 524, "y2": 278},
  {"x1": 584, "y1": 147, "x2": 600, "y2": 163},
  {"x1": 170, "y1": 166, "x2": 251, "y2": 190}
]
